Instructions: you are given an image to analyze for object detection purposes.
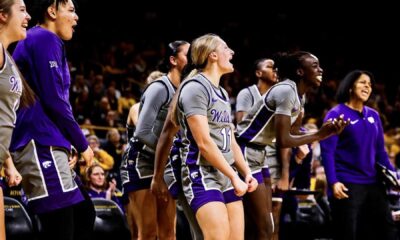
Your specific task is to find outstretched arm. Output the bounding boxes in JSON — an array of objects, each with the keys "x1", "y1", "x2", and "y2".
[{"x1": 275, "y1": 114, "x2": 348, "y2": 148}]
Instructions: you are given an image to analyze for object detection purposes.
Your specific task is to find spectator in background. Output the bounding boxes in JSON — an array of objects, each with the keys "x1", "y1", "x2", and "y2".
[
  {"x1": 103, "y1": 128, "x2": 125, "y2": 189},
  {"x1": 86, "y1": 164, "x2": 123, "y2": 210},
  {"x1": 81, "y1": 135, "x2": 114, "y2": 177},
  {"x1": 320, "y1": 70, "x2": 397, "y2": 240}
]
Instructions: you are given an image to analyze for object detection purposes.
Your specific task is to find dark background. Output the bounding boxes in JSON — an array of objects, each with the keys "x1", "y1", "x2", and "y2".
[{"x1": 25, "y1": 1, "x2": 400, "y2": 99}]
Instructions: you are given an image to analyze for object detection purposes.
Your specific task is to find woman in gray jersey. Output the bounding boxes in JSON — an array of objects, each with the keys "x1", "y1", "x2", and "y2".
[
  {"x1": 171, "y1": 33, "x2": 257, "y2": 240},
  {"x1": 0, "y1": 0, "x2": 34, "y2": 238},
  {"x1": 123, "y1": 69, "x2": 163, "y2": 240},
  {"x1": 236, "y1": 51, "x2": 349, "y2": 239},
  {"x1": 236, "y1": 57, "x2": 278, "y2": 239},
  {"x1": 122, "y1": 40, "x2": 189, "y2": 239}
]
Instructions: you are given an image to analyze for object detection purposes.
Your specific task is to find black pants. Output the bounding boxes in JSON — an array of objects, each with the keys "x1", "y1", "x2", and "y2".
[
  {"x1": 38, "y1": 186, "x2": 96, "y2": 240},
  {"x1": 330, "y1": 183, "x2": 397, "y2": 240}
]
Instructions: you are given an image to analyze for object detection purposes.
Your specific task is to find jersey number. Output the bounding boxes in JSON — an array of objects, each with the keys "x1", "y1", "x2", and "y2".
[{"x1": 220, "y1": 127, "x2": 232, "y2": 152}]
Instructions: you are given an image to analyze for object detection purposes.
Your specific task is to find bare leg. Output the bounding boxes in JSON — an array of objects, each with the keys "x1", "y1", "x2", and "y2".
[
  {"x1": 124, "y1": 203, "x2": 138, "y2": 240},
  {"x1": 271, "y1": 200, "x2": 282, "y2": 240},
  {"x1": 226, "y1": 201, "x2": 244, "y2": 240},
  {"x1": 156, "y1": 193, "x2": 176, "y2": 240},
  {"x1": 128, "y1": 189, "x2": 157, "y2": 239},
  {"x1": 243, "y1": 182, "x2": 273, "y2": 240},
  {"x1": 196, "y1": 201, "x2": 230, "y2": 240}
]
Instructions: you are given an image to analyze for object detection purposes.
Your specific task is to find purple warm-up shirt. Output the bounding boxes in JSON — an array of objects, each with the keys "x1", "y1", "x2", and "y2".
[
  {"x1": 320, "y1": 103, "x2": 394, "y2": 186},
  {"x1": 10, "y1": 26, "x2": 87, "y2": 152}
]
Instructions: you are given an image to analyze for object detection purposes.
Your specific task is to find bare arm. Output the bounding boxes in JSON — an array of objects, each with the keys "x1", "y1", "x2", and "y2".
[
  {"x1": 127, "y1": 103, "x2": 140, "y2": 126},
  {"x1": 235, "y1": 111, "x2": 245, "y2": 123},
  {"x1": 275, "y1": 114, "x2": 348, "y2": 148},
  {"x1": 231, "y1": 134, "x2": 258, "y2": 192},
  {"x1": 274, "y1": 147, "x2": 291, "y2": 192},
  {"x1": 187, "y1": 115, "x2": 247, "y2": 196},
  {"x1": 151, "y1": 112, "x2": 180, "y2": 201}
]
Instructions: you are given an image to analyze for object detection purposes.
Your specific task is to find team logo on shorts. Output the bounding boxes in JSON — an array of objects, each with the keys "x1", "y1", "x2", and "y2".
[
  {"x1": 42, "y1": 161, "x2": 52, "y2": 169},
  {"x1": 190, "y1": 171, "x2": 199, "y2": 179}
]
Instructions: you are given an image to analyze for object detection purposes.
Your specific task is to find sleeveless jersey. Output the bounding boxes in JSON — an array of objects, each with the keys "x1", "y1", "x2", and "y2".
[
  {"x1": 178, "y1": 74, "x2": 234, "y2": 167},
  {"x1": 237, "y1": 79, "x2": 305, "y2": 147}
]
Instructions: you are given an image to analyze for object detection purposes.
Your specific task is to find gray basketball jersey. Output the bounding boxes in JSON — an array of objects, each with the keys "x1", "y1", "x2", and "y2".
[
  {"x1": 178, "y1": 74, "x2": 234, "y2": 166},
  {"x1": 135, "y1": 75, "x2": 176, "y2": 154},
  {"x1": 0, "y1": 49, "x2": 22, "y2": 162},
  {"x1": 237, "y1": 79, "x2": 305, "y2": 147},
  {"x1": 236, "y1": 84, "x2": 262, "y2": 113}
]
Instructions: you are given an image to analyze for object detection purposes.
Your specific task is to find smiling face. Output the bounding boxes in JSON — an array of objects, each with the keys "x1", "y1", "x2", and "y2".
[
  {"x1": 53, "y1": 0, "x2": 78, "y2": 40},
  {"x1": 300, "y1": 54, "x2": 323, "y2": 87},
  {"x1": 350, "y1": 73, "x2": 372, "y2": 103},
  {"x1": 0, "y1": 0, "x2": 31, "y2": 43}
]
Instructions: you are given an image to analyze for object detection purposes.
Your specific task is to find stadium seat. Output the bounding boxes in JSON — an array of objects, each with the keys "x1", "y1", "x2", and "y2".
[
  {"x1": 91, "y1": 198, "x2": 130, "y2": 240},
  {"x1": 4, "y1": 196, "x2": 35, "y2": 240}
]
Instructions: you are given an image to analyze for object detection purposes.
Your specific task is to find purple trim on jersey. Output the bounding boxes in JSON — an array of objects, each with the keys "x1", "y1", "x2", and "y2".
[
  {"x1": 28, "y1": 145, "x2": 83, "y2": 214},
  {"x1": 179, "y1": 79, "x2": 212, "y2": 109},
  {"x1": 211, "y1": 85, "x2": 229, "y2": 102},
  {"x1": 237, "y1": 105, "x2": 274, "y2": 143},
  {"x1": 198, "y1": 73, "x2": 229, "y2": 103},
  {"x1": 183, "y1": 119, "x2": 200, "y2": 166}
]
